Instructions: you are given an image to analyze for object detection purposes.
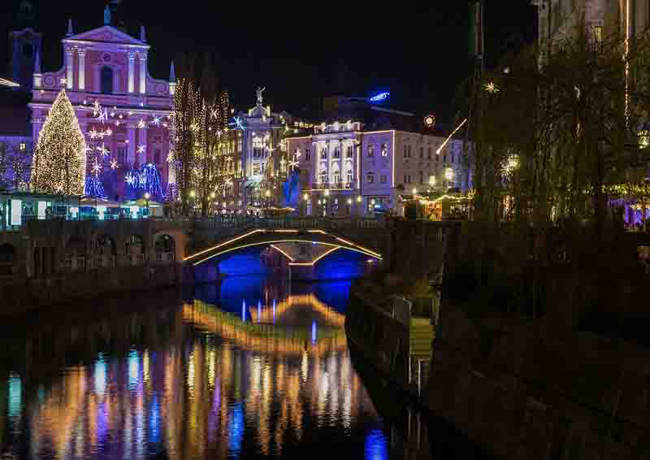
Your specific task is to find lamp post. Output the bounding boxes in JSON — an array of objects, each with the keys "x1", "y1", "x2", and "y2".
[{"x1": 144, "y1": 192, "x2": 150, "y2": 217}]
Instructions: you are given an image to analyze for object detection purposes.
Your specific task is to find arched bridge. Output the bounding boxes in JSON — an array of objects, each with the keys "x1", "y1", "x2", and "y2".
[{"x1": 185, "y1": 217, "x2": 387, "y2": 266}]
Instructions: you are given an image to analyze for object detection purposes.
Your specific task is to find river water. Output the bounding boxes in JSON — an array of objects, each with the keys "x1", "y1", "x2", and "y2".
[{"x1": 0, "y1": 276, "x2": 489, "y2": 459}]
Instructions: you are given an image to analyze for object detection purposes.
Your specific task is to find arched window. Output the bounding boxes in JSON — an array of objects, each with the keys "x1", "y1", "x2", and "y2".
[
  {"x1": 346, "y1": 145, "x2": 354, "y2": 158},
  {"x1": 321, "y1": 149, "x2": 328, "y2": 160},
  {"x1": 22, "y1": 43, "x2": 33, "y2": 57},
  {"x1": 333, "y1": 147, "x2": 340, "y2": 158},
  {"x1": 101, "y1": 67, "x2": 113, "y2": 94}
]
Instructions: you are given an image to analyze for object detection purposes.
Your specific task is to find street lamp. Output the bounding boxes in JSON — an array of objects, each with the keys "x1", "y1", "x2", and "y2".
[
  {"x1": 412, "y1": 187, "x2": 417, "y2": 196},
  {"x1": 144, "y1": 192, "x2": 150, "y2": 217}
]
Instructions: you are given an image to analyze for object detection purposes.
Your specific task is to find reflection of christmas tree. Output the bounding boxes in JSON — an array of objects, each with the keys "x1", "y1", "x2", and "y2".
[
  {"x1": 31, "y1": 89, "x2": 87, "y2": 195},
  {"x1": 85, "y1": 176, "x2": 106, "y2": 198},
  {"x1": 123, "y1": 164, "x2": 164, "y2": 201}
]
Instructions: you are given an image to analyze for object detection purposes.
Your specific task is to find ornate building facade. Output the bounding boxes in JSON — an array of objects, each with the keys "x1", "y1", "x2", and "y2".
[
  {"x1": 26, "y1": 8, "x2": 174, "y2": 201},
  {"x1": 287, "y1": 98, "x2": 467, "y2": 216}
]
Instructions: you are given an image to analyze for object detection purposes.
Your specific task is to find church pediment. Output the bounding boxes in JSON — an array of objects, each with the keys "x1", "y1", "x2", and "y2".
[{"x1": 64, "y1": 26, "x2": 148, "y2": 47}]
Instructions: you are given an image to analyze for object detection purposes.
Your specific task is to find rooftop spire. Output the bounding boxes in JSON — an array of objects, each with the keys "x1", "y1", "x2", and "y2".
[
  {"x1": 66, "y1": 18, "x2": 73, "y2": 36},
  {"x1": 103, "y1": 5, "x2": 111, "y2": 25},
  {"x1": 140, "y1": 25, "x2": 147, "y2": 42},
  {"x1": 169, "y1": 61, "x2": 176, "y2": 82},
  {"x1": 34, "y1": 48, "x2": 41, "y2": 73}
]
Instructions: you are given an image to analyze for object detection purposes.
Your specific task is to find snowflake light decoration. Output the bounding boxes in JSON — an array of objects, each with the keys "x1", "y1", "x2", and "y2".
[
  {"x1": 152, "y1": 116, "x2": 162, "y2": 126},
  {"x1": 110, "y1": 159, "x2": 118, "y2": 170},
  {"x1": 97, "y1": 143, "x2": 109, "y2": 157},
  {"x1": 92, "y1": 160, "x2": 102, "y2": 177},
  {"x1": 484, "y1": 81, "x2": 500, "y2": 94},
  {"x1": 125, "y1": 172, "x2": 137, "y2": 186},
  {"x1": 137, "y1": 145, "x2": 146, "y2": 154},
  {"x1": 138, "y1": 119, "x2": 146, "y2": 129},
  {"x1": 60, "y1": 78, "x2": 67, "y2": 86},
  {"x1": 88, "y1": 129, "x2": 98, "y2": 140}
]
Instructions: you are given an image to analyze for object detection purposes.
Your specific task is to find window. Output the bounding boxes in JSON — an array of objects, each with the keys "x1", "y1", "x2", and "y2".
[
  {"x1": 154, "y1": 135, "x2": 162, "y2": 144},
  {"x1": 346, "y1": 145, "x2": 354, "y2": 158},
  {"x1": 427, "y1": 147, "x2": 432, "y2": 159},
  {"x1": 403, "y1": 145, "x2": 408, "y2": 157},
  {"x1": 333, "y1": 171, "x2": 341, "y2": 184},
  {"x1": 451, "y1": 154, "x2": 455, "y2": 164},
  {"x1": 367, "y1": 172, "x2": 374, "y2": 184},
  {"x1": 346, "y1": 171, "x2": 353, "y2": 184},
  {"x1": 368, "y1": 144, "x2": 375, "y2": 157},
  {"x1": 593, "y1": 25, "x2": 603, "y2": 44},
  {"x1": 404, "y1": 175, "x2": 412, "y2": 184},
  {"x1": 320, "y1": 170, "x2": 328, "y2": 184},
  {"x1": 380, "y1": 175, "x2": 387, "y2": 184},
  {"x1": 101, "y1": 67, "x2": 113, "y2": 94},
  {"x1": 420, "y1": 147, "x2": 424, "y2": 158},
  {"x1": 334, "y1": 147, "x2": 341, "y2": 158},
  {"x1": 305, "y1": 149, "x2": 311, "y2": 161},
  {"x1": 420, "y1": 171, "x2": 425, "y2": 184},
  {"x1": 321, "y1": 149, "x2": 327, "y2": 159},
  {"x1": 154, "y1": 149, "x2": 161, "y2": 164},
  {"x1": 118, "y1": 147, "x2": 126, "y2": 164},
  {"x1": 381, "y1": 143, "x2": 388, "y2": 156}
]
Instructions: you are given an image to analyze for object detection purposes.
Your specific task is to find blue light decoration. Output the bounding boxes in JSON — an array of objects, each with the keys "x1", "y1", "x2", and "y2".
[
  {"x1": 369, "y1": 92, "x2": 390, "y2": 103},
  {"x1": 124, "y1": 164, "x2": 165, "y2": 201},
  {"x1": 139, "y1": 163, "x2": 164, "y2": 201},
  {"x1": 85, "y1": 176, "x2": 107, "y2": 199},
  {"x1": 282, "y1": 168, "x2": 301, "y2": 208}
]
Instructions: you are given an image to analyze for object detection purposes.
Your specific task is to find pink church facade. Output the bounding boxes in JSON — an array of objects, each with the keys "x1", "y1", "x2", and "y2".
[{"x1": 29, "y1": 24, "x2": 175, "y2": 201}]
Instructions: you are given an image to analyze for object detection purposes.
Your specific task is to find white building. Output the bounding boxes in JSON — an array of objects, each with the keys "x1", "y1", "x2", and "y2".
[{"x1": 287, "y1": 100, "x2": 468, "y2": 216}]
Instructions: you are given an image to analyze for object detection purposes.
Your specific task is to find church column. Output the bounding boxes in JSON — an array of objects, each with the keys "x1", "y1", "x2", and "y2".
[
  {"x1": 127, "y1": 124, "x2": 136, "y2": 166},
  {"x1": 139, "y1": 53, "x2": 147, "y2": 95},
  {"x1": 77, "y1": 48, "x2": 86, "y2": 91},
  {"x1": 127, "y1": 51, "x2": 136, "y2": 94},
  {"x1": 65, "y1": 46, "x2": 74, "y2": 89}
]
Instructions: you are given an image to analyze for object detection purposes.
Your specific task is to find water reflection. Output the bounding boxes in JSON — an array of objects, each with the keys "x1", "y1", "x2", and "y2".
[{"x1": 0, "y1": 278, "x2": 395, "y2": 459}]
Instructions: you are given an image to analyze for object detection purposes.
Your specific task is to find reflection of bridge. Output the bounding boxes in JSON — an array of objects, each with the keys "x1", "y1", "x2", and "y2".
[
  {"x1": 184, "y1": 300, "x2": 348, "y2": 356},
  {"x1": 186, "y1": 224, "x2": 384, "y2": 267}
]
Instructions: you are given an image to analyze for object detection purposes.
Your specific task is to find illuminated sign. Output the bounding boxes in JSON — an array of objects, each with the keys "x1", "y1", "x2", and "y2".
[
  {"x1": 369, "y1": 92, "x2": 390, "y2": 102},
  {"x1": 424, "y1": 114, "x2": 436, "y2": 128}
]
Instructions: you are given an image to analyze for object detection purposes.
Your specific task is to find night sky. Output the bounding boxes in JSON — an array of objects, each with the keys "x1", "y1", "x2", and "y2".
[{"x1": 1, "y1": 0, "x2": 537, "y2": 126}]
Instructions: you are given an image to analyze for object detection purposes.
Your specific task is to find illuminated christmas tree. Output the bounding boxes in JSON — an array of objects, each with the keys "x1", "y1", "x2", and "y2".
[{"x1": 30, "y1": 89, "x2": 87, "y2": 195}]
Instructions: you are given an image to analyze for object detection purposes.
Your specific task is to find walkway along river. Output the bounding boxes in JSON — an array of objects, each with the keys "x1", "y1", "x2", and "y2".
[{"x1": 0, "y1": 275, "x2": 490, "y2": 459}]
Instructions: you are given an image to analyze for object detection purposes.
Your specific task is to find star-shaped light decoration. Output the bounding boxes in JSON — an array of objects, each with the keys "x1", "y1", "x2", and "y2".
[
  {"x1": 233, "y1": 117, "x2": 245, "y2": 131},
  {"x1": 110, "y1": 159, "x2": 119, "y2": 170},
  {"x1": 98, "y1": 109, "x2": 109, "y2": 124},
  {"x1": 97, "y1": 143, "x2": 109, "y2": 157},
  {"x1": 88, "y1": 129, "x2": 98, "y2": 140},
  {"x1": 162, "y1": 122, "x2": 168, "y2": 128},
  {"x1": 152, "y1": 116, "x2": 162, "y2": 126},
  {"x1": 137, "y1": 145, "x2": 146, "y2": 154},
  {"x1": 138, "y1": 119, "x2": 146, "y2": 129},
  {"x1": 225, "y1": 178, "x2": 233, "y2": 187},
  {"x1": 294, "y1": 149, "x2": 301, "y2": 158},
  {"x1": 92, "y1": 160, "x2": 102, "y2": 177},
  {"x1": 60, "y1": 77, "x2": 67, "y2": 86},
  {"x1": 93, "y1": 100, "x2": 102, "y2": 112},
  {"x1": 484, "y1": 81, "x2": 499, "y2": 94},
  {"x1": 105, "y1": 128, "x2": 113, "y2": 137},
  {"x1": 210, "y1": 108, "x2": 219, "y2": 120},
  {"x1": 115, "y1": 120, "x2": 121, "y2": 127},
  {"x1": 166, "y1": 152, "x2": 174, "y2": 163},
  {"x1": 288, "y1": 159, "x2": 299, "y2": 171}
]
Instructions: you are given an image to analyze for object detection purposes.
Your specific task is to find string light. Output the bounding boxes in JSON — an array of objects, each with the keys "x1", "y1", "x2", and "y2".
[{"x1": 30, "y1": 88, "x2": 86, "y2": 195}]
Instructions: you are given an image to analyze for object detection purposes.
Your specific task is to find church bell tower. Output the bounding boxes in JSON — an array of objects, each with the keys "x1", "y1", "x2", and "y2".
[{"x1": 9, "y1": 0, "x2": 42, "y2": 92}]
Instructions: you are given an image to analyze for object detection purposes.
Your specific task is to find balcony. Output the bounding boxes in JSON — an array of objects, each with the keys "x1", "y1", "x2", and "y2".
[{"x1": 311, "y1": 182, "x2": 356, "y2": 190}]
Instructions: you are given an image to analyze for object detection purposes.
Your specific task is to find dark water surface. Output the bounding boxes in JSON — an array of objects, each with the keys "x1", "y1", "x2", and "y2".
[{"x1": 0, "y1": 276, "x2": 486, "y2": 459}]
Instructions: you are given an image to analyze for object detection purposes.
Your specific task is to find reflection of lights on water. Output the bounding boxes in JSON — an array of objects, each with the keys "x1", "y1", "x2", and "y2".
[
  {"x1": 143, "y1": 350, "x2": 150, "y2": 385},
  {"x1": 272, "y1": 299, "x2": 276, "y2": 323},
  {"x1": 208, "y1": 349, "x2": 216, "y2": 388},
  {"x1": 188, "y1": 352, "x2": 195, "y2": 395},
  {"x1": 95, "y1": 354, "x2": 107, "y2": 396},
  {"x1": 364, "y1": 429, "x2": 389, "y2": 460},
  {"x1": 301, "y1": 351, "x2": 308, "y2": 383},
  {"x1": 8, "y1": 372, "x2": 21, "y2": 419},
  {"x1": 258, "y1": 300, "x2": 262, "y2": 323},
  {"x1": 149, "y1": 396, "x2": 161, "y2": 444},
  {"x1": 311, "y1": 321, "x2": 317, "y2": 345},
  {"x1": 242, "y1": 300, "x2": 247, "y2": 322},
  {"x1": 128, "y1": 350, "x2": 139, "y2": 391},
  {"x1": 228, "y1": 403, "x2": 245, "y2": 456},
  {"x1": 97, "y1": 401, "x2": 109, "y2": 445}
]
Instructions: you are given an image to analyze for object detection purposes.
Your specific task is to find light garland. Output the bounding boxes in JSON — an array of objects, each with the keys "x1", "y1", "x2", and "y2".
[{"x1": 30, "y1": 88, "x2": 87, "y2": 195}]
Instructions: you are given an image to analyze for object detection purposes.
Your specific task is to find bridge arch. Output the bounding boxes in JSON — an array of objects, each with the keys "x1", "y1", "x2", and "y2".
[{"x1": 184, "y1": 228, "x2": 382, "y2": 267}]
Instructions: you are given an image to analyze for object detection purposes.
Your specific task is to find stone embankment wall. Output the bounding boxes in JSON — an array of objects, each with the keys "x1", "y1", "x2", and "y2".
[{"x1": 427, "y1": 304, "x2": 650, "y2": 459}]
